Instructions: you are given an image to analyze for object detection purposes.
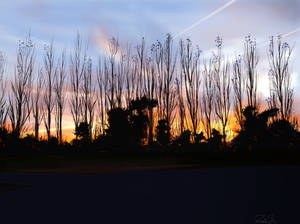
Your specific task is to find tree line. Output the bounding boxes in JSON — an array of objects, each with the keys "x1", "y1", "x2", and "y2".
[{"x1": 0, "y1": 32, "x2": 297, "y2": 152}]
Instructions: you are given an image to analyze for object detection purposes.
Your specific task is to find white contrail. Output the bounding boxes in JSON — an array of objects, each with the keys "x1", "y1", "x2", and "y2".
[
  {"x1": 282, "y1": 27, "x2": 300, "y2": 38},
  {"x1": 174, "y1": 0, "x2": 237, "y2": 39},
  {"x1": 257, "y1": 27, "x2": 300, "y2": 49}
]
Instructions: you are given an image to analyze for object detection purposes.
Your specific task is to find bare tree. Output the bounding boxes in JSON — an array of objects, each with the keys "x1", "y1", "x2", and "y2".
[
  {"x1": 136, "y1": 38, "x2": 146, "y2": 98},
  {"x1": 43, "y1": 41, "x2": 56, "y2": 140},
  {"x1": 155, "y1": 34, "x2": 177, "y2": 128},
  {"x1": 107, "y1": 37, "x2": 119, "y2": 109},
  {"x1": 154, "y1": 40, "x2": 164, "y2": 121},
  {"x1": 70, "y1": 33, "x2": 86, "y2": 132},
  {"x1": 116, "y1": 52, "x2": 126, "y2": 107},
  {"x1": 144, "y1": 51, "x2": 157, "y2": 144},
  {"x1": 175, "y1": 76, "x2": 185, "y2": 135},
  {"x1": 81, "y1": 57, "x2": 96, "y2": 138},
  {"x1": 0, "y1": 52, "x2": 7, "y2": 129},
  {"x1": 8, "y1": 36, "x2": 34, "y2": 138},
  {"x1": 124, "y1": 46, "x2": 135, "y2": 108},
  {"x1": 179, "y1": 39, "x2": 201, "y2": 136},
  {"x1": 96, "y1": 57, "x2": 109, "y2": 135},
  {"x1": 244, "y1": 35, "x2": 258, "y2": 108},
  {"x1": 201, "y1": 60, "x2": 214, "y2": 139},
  {"x1": 232, "y1": 56, "x2": 244, "y2": 126},
  {"x1": 268, "y1": 35, "x2": 293, "y2": 120},
  {"x1": 213, "y1": 37, "x2": 231, "y2": 144},
  {"x1": 54, "y1": 51, "x2": 66, "y2": 143},
  {"x1": 32, "y1": 68, "x2": 44, "y2": 139}
]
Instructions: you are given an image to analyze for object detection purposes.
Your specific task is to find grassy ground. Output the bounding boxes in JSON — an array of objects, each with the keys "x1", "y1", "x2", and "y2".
[{"x1": 1, "y1": 150, "x2": 300, "y2": 174}]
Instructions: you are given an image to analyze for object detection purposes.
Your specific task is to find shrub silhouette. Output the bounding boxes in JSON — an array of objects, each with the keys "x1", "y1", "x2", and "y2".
[
  {"x1": 269, "y1": 119, "x2": 300, "y2": 150},
  {"x1": 194, "y1": 132, "x2": 205, "y2": 144},
  {"x1": 207, "y1": 129, "x2": 223, "y2": 151},
  {"x1": 232, "y1": 106, "x2": 279, "y2": 151},
  {"x1": 156, "y1": 119, "x2": 171, "y2": 146},
  {"x1": 106, "y1": 107, "x2": 131, "y2": 147},
  {"x1": 75, "y1": 122, "x2": 90, "y2": 142},
  {"x1": 128, "y1": 96, "x2": 157, "y2": 145},
  {"x1": 174, "y1": 130, "x2": 191, "y2": 147}
]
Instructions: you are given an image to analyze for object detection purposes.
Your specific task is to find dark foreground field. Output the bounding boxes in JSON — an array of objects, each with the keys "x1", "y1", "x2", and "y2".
[
  {"x1": 1, "y1": 150, "x2": 300, "y2": 174},
  {"x1": 1, "y1": 151, "x2": 300, "y2": 223},
  {"x1": 0, "y1": 166, "x2": 300, "y2": 224}
]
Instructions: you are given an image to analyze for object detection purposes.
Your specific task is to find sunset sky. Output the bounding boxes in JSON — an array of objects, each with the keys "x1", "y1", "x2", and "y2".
[{"x1": 0, "y1": 0, "x2": 300, "y2": 139}]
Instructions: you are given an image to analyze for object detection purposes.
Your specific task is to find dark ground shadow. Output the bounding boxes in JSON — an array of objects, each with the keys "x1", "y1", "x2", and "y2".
[{"x1": 0, "y1": 166, "x2": 299, "y2": 224}]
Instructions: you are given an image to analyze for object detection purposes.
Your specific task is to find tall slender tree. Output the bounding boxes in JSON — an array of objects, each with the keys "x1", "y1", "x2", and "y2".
[
  {"x1": 107, "y1": 37, "x2": 119, "y2": 109},
  {"x1": 213, "y1": 37, "x2": 231, "y2": 143},
  {"x1": 0, "y1": 52, "x2": 7, "y2": 129},
  {"x1": 54, "y1": 50, "x2": 66, "y2": 143},
  {"x1": 8, "y1": 36, "x2": 34, "y2": 138},
  {"x1": 32, "y1": 67, "x2": 44, "y2": 139},
  {"x1": 96, "y1": 57, "x2": 108, "y2": 135},
  {"x1": 232, "y1": 56, "x2": 244, "y2": 126},
  {"x1": 155, "y1": 34, "x2": 177, "y2": 129},
  {"x1": 179, "y1": 39, "x2": 201, "y2": 137},
  {"x1": 70, "y1": 33, "x2": 86, "y2": 133},
  {"x1": 244, "y1": 35, "x2": 259, "y2": 108},
  {"x1": 81, "y1": 58, "x2": 96, "y2": 138},
  {"x1": 202, "y1": 59, "x2": 214, "y2": 139},
  {"x1": 268, "y1": 35, "x2": 293, "y2": 120},
  {"x1": 144, "y1": 53, "x2": 157, "y2": 145},
  {"x1": 43, "y1": 41, "x2": 56, "y2": 140}
]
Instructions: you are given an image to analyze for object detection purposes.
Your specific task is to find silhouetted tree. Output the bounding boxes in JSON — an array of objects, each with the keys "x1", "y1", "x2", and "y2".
[
  {"x1": 8, "y1": 35, "x2": 34, "y2": 138},
  {"x1": 179, "y1": 38, "x2": 201, "y2": 138},
  {"x1": 208, "y1": 128, "x2": 222, "y2": 151},
  {"x1": 0, "y1": 126, "x2": 8, "y2": 150},
  {"x1": 70, "y1": 32, "x2": 86, "y2": 134},
  {"x1": 232, "y1": 56, "x2": 244, "y2": 126},
  {"x1": 244, "y1": 35, "x2": 259, "y2": 108},
  {"x1": 106, "y1": 107, "x2": 130, "y2": 146},
  {"x1": 107, "y1": 37, "x2": 119, "y2": 109},
  {"x1": 116, "y1": 49, "x2": 126, "y2": 108},
  {"x1": 54, "y1": 50, "x2": 66, "y2": 143},
  {"x1": 156, "y1": 119, "x2": 171, "y2": 146},
  {"x1": 155, "y1": 34, "x2": 177, "y2": 129},
  {"x1": 96, "y1": 57, "x2": 109, "y2": 135},
  {"x1": 32, "y1": 68, "x2": 44, "y2": 140},
  {"x1": 213, "y1": 36, "x2": 231, "y2": 146},
  {"x1": 268, "y1": 35, "x2": 293, "y2": 121},
  {"x1": 202, "y1": 59, "x2": 214, "y2": 139},
  {"x1": 269, "y1": 119, "x2": 299, "y2": 149},
  {"x1": 194, "y1": 132, "x2": 205, "y2": 144},
  {"x1": 75, "y1": 121, "x2": 90, "y2": 142},
  {"x1": 232, "y1": 106, "x2": 279, "y2": 151},
  {"x1": 124, "y1": 49, "x2": 135, "y2": 108},
  {"x1": 0, "y1": 52, "x2": 7, "y2": 129},
  {"x1": 136, "y1": 38, "x2": 146, "y2": 99},
  {"x1": 144, "y1": 48, "x2": 157, "y2": 145},
  {"x1": 81, "y1": 58, "x2": 96, "y2": 139},
  {"x1": 129, "y1": 96, "x2": 158, "y2": 145},
  {"x1": 175, "y1": 77, "x2": 185, "y2": 135},
  {"x1": 175, "y1": 130, "x2": 191, "y2": 147}
]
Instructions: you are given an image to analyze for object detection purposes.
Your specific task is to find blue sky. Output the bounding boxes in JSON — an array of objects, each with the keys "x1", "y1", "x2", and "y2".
[{"x1": 0, "y1": 0, "x2": 300, "y2": 108}]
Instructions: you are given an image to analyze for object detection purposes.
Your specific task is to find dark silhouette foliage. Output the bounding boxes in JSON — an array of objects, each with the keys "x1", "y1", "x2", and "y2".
[
  {"x1": 75, "y1": 122, "x2": 91, "y2": 142},
  {"x1": 194, "y1": 132, "x2": 205, "y2": 144},
  {"x1": 230, "y1": 106, "x2": 299, "y2": 151},
  {"x1": 173, "y1": 130, "x2": 191, "y2": 147},
  {"x1": 106, "y1": 107, "x2": 131, "y2": 147},
  {"x1": 207, "y1": 129, "x2": 223, "y2": 151},
  {"x1": 156, "y1": 119, "x2": 171, "y2": 146},
  {"x1": 129, "y1": 96, "x2": 158, "y2": 145}
]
